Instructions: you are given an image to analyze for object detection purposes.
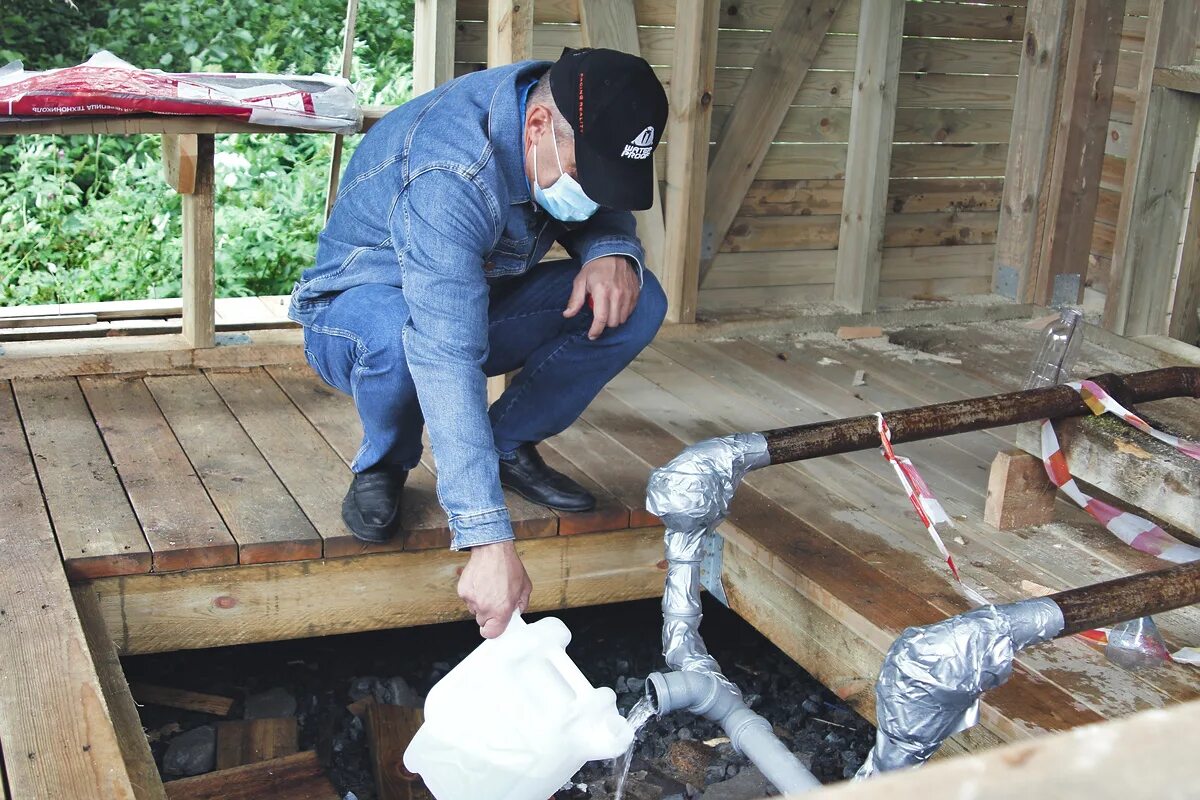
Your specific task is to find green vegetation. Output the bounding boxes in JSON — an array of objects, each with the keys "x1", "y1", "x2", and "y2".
[{"x1": 1, "y1": 0, "x2": 415, "y2": 305}]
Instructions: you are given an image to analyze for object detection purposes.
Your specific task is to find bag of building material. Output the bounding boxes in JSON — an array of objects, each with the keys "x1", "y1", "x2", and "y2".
[{"x1": 0, "y1": 50, "x2": 361, "y2": 133}]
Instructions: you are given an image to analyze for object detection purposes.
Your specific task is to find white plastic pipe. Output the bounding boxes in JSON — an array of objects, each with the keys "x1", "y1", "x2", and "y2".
[{"x1": 648, "y1": 670, "x2": 821, "y2": 794}]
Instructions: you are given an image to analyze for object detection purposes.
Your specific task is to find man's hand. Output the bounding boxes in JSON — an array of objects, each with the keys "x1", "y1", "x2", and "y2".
[
  {"x1": 457, "y1": 540, "x2": 533, "y2": 638},
  {"x1": 564, "y1": 255, "x2": 640, "y2": 340}
]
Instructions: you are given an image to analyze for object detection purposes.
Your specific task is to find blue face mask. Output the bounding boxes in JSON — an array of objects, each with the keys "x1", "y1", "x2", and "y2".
[{"x1": 532, "y1": 126, "x2": 600, "y2": 223}]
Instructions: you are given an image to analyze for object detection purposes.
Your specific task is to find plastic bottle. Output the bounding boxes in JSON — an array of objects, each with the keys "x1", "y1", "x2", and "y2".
[
  {"x1": 403, "y1": 613, "x2": 634, "y2": 800},
  {"x1": 1023, "y1": 307, "x2": 1083, "y2": 390}
]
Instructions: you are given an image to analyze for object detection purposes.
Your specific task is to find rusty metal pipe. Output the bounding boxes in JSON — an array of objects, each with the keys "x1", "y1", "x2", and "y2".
[
  {"x1": 1050, "y1": 559, "x2": 1200, "y2": 637},
  {"x1": 761, "y1": 366, "x2": 1200, "y2": 465}
]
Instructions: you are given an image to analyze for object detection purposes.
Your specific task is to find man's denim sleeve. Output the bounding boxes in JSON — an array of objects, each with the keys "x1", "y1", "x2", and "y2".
[
  {"x1": 561, "y1": 208, "x2": 647, "y2": 285},
  {"x1": 393, "y1": 169, "x2": 514, "y2": 551}
]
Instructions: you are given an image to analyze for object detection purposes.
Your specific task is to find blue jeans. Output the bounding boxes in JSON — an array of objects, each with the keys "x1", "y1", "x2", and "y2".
[{"x1": 302, "y1": 259, "x2": 666, "y2": 476}]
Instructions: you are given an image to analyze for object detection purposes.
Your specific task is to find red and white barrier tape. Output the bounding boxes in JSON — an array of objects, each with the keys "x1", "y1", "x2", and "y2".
[{"x1": 876, "y1": 413, "x2": 988, "y2": 604}]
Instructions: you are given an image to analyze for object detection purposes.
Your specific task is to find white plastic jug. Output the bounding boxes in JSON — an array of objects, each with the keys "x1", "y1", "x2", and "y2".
[{"x1": 403, "y1": 613, "x2": 634, "y2": 800}]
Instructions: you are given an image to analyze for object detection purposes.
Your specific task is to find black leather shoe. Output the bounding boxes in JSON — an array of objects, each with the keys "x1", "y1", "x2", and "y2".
[
  {"x1": 499, "y1": 443, "x2": 596, "y2": 512},
  {"x1": 342, "y1": 467, "x2": 408, "y2": 542}
]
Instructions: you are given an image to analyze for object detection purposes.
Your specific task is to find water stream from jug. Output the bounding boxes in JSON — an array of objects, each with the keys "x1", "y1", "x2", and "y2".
[{"x1": 611, "y1": 694, "x2": 656, "y2": 800}]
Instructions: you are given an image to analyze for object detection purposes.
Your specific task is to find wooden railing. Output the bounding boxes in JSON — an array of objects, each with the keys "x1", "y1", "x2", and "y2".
[{"x1": 0, "y1": 106, "x2": 392, "y2": 348}]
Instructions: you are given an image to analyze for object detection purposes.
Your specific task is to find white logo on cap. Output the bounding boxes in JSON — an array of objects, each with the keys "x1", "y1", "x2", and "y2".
[{"x1": 621, "y1": 126, "x2": 655, "y2": 160}]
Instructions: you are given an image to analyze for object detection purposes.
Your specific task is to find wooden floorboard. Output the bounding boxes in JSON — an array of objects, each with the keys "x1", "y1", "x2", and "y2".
[
  {"x1": 79, "y1": 376, "x2": 237, "y2": 571},
  {"x1": 11, "y1": 378, "x2": 152, "y2": 579},
  {"x1": 0, "y1": 382, "x2": 140, "y2": 799},
  {"x1": 545, "y1": 416, "x2": 662, "y2": 529},
  {"x1": 145, "y1": 374, "x2": 323, "y2": 564}
]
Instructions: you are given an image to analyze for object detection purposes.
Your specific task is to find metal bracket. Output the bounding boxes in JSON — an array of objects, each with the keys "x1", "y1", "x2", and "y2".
[
  {"x1": 215, "y1": 332, "x2": 252, "y2": 346},
  {"x1": 699, "y1": 532, "x2": 728, "y2": 606},
  {"x1": 993, "y1": 264, "x2": 1019, "y2": 299},
  {"x1": 1051, "y1": 273, "x2": 1082, "y2": 309},
  {"x1": 699, "y1": 220, "x2": 718, "y2": 263}
]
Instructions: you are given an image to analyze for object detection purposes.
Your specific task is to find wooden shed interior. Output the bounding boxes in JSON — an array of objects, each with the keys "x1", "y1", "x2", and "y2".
[{"x1": 1, "y1": 1, "x2": 1199, "y2": 798}]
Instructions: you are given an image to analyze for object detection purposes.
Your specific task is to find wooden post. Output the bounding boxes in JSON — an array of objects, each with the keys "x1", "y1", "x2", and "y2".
[
  {"x1": 983, "y1": 450, "x2": 1057, "y2": 530},
  {"x1": 182, "y1": 133, "x2": 216, "y2": 349},
  {"x1": 578, "y1": 0, "x2": 667, "y2": 279},
  {"x1": 1032, "y1": 1, "x2": 1125, "y2": 307},
  {"x1": 1105, "y1": 0, "x2": 1200, "y2": 335},
  {"x1": 324, "y1": 0, "x2": 360, "y2": 222},
  {"x1": 413, "y1": 0, "x2": 457, "y2": 95},
  {"x1": 1172, "y1": 166, "x2": 1200, "y2": 345},
  {"x1": 161, "y1": 133, "x2": 197, "y2": 195},
  {"x1": 833, "y1": 0, "x2": 905, "y2": 313},
  {"x1": 993, "y1": 0, "x2": 1071, "y2": 303},
  {"x1": 487, "y1": 0, "x2": 534, "y2": 402},
  {"x1": 698, "y1": 0, "x2": 843, "y2": 287},
  {"x1": 659, "y1": 0, "x2": 720, "y2": 324},
  {"x1": 487, "y1": 0, "x2": 533, "y2": 67}
]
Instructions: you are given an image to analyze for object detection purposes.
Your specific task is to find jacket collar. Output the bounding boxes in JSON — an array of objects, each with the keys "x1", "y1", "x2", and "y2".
[{"x1": 488, "y1": 60, "x2": 553, "y2": 207}]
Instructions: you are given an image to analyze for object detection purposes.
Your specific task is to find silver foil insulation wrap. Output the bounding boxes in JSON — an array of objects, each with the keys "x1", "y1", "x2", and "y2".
[
  {"x1": 647, "y1": 433, "x2": 771, "y2": 684},
  {"x1": 856, "y1": 596, "x2": 1065, "y2": 777}
]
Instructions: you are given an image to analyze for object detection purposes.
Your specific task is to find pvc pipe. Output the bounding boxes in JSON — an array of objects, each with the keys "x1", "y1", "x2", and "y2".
[{"x1": 648, "y1": 671, "x2": 821, "y2": 794}]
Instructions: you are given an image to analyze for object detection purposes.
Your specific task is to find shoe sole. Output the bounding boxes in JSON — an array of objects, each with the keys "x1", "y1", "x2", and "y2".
[{"x1": 500, "y1": 479, "x2": 597, "y2": 514}]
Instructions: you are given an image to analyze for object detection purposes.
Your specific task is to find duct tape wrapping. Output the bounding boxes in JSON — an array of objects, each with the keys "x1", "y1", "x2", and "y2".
[
  {"x1": 648, "y1": 433, "x2": 770, "y2": 686},
  {"x1": 856, "y1": 597, "x2": 1065, "y2": 778}
]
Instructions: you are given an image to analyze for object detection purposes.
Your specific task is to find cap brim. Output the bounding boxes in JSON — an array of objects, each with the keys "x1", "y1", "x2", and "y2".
[{"x1": 574, "y1": 133, "x2": 654, "y2": 212}]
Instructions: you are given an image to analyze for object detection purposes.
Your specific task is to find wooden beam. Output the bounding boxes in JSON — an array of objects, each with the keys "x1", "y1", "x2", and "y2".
[
  {"x1": 1034, "y1": 0, "x2": 1125, "y2": 307},
  {"x1": 993, "y1": 0, "x2": 1071, "y2": 302},
  {"x1": 74, "y1": 588, "x2": 169, "y2": 800},
  {"x1": 81, "y1": 527, "x2": 665, "y2": 655},
  {"x1": 0, "y1": 384, "x2": 140, "y2": 799},
  {"x1": 1172, "y1": 166, "x2": 1200, "y2": 344},
  {"x1": 162, "y1": 751, "x2": 336, "y2": 800},
  {"x1": 128, "y1": 685, "x2": 235, "y2": 717},
  {"x1": 1153, "y1": 64, "x2": 1200, "y2": 94},
  {"x1": 1105, "y1": 0, "x2": 1200, "y2": 335},
  {"x1": 413, "y1": 0, "x2": 457, "y2": 95},
  {"x1": 487, "y1": 0, "x2": 533, "y2": 66},
  {"x1": 659, "y1": 0, "x2": 720, "y2": 323},
  {"x1": 181, "y1": 133, "x2": 215, "y2": 349},
  {"x1": 833, "y1": 0, "x2": 906, "y2": 313},
  {"x1": 365, "y1": 702, "x2": 428, "y2": 800},
  {"x1": 578, "y1": 0, "x2": 667, "y2": 279},
  {"x1": 215, "y1": 719, "x2": 298, "y2": 770},
  {"x1": 698, "y1": 0, "x2": 843, "y2": 286}
]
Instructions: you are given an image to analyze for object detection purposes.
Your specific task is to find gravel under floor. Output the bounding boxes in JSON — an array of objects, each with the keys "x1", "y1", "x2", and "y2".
[{"x1": 125, "y1": 596, "x2": 874, "y2": 799}]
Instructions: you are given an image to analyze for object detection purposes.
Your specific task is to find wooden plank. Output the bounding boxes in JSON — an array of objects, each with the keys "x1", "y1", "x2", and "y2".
[
  {"x1": 1172, "y1": 166, "x2": 1200, "y2": 344},
  {"x1": 993, "y1": 0, "x2": 1071, "y2": 301},
  {"x1": 414, "y1": 0, "x2": 457, "y2": 94},
  {"x1": 811, "y1": 700, "x2": 1200, "y2": 800},
  {"x1": 1034, "y1": 0, "x2": 1126, "y2": 307},
  {"x1": 215, "y1": 719, "x2": 299, "y2": 770},
  {"x1": 144, "y1": 374, "x2": 324, "y2": 564},
  {"x1": 205, "y1": 369, "x2": 350, "y2": 553},
  {"x1": 163, "y1": 751, "x2": 336, "y2": 800},
  {"x1": 182, "y1": 134, "x2": 215, "y2": 349},
  {"x1": 736, "y1": 178, "x2": 1005, "y2": 218},
  {"x1": 365, "y1": 703, "x2": 430, "y2": 800},
  {"x1": 659, "y1": 0, "x2": 720, "y2": 323},
  {"x1": 1105, "y1": 0, "x2": 1200, "y2": 334},
  {"x1": 74, "y1": 588, "x2": 169, "y2": 800},
  {"x1": 545, "y1": 418, "x2": 660, "y2": 528},
  {"x1": 0, "y1": 382, "x2": 140, "y2": 800},
  {"x1": 536, "y1": 442, "x2": 631, "y2": 535},
  {"x1": 262, "y1": 364, "x2": 449, "y2": 557},
  {"x1": 834, "y1": 0, "x2": 906, "y2": 312},
  {"x1": 579, "y1": 0, "x2": 667, "y2": 281},
  {"x1": 129, "y1": 684, "x2": 235, "y2": 716},
  {"x1": 12, "y1": 378, "x2": 152, "y2": 579},
  {"x1": 0, "y1": 313, "x2": 98, "y2": 329},
  {"x1": 1153, "y1": 63, "x2": 1200, "y2": 93},
  {"x1": 698, "y1": 0, "x2": 844, "y2": 285},
  {"x1": 486, "y1": 0, "x2": 533, "y2": 66},
  {"x1": 0, "y1": 108, "x2": 389, "y2": 136},
  {"x1": 82, "y1": 527, "x2": 666, "y2": 655},
  {"x1": 79, "y1": 376, "x2": 238, "y2": 571},
  {"x1": 161, "y1": 133, "x2": 197, "y2": 195}
]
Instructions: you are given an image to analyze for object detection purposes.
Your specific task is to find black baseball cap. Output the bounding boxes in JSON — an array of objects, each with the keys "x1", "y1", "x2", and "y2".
[{"x1": 548, "y1": 47, "x2": 668, "y2": 211}]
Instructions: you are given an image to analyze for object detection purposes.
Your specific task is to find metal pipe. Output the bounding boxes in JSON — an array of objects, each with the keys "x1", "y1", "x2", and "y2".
[
  {"x1": 648, "y1": 671, "x2": 821, "y2": 794},
  {"x1": 860, "y1": 560, "x2": 1200, "y2": 777},
  {"x1": 760, "y1": 366, "x2": 1200, "y2": 465},
  {"x1": 1050, "y1": 559, "x2": 1200, "y2": 637}
]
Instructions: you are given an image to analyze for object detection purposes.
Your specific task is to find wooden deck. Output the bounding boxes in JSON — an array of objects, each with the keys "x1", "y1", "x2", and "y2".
[{"x1": 2, "y1": 317, "x2": 1199, "y2": 797}]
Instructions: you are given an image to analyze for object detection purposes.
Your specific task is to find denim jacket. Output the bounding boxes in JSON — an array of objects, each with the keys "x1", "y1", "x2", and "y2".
[{"x1": 288, "y1": 61, "x2": 645, "y2": 549}]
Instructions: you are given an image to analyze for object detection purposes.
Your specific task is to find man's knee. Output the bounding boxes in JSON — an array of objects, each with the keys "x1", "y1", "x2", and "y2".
[{"x1": 627, "y1": 269, "x2": 667, "y2": 343}]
